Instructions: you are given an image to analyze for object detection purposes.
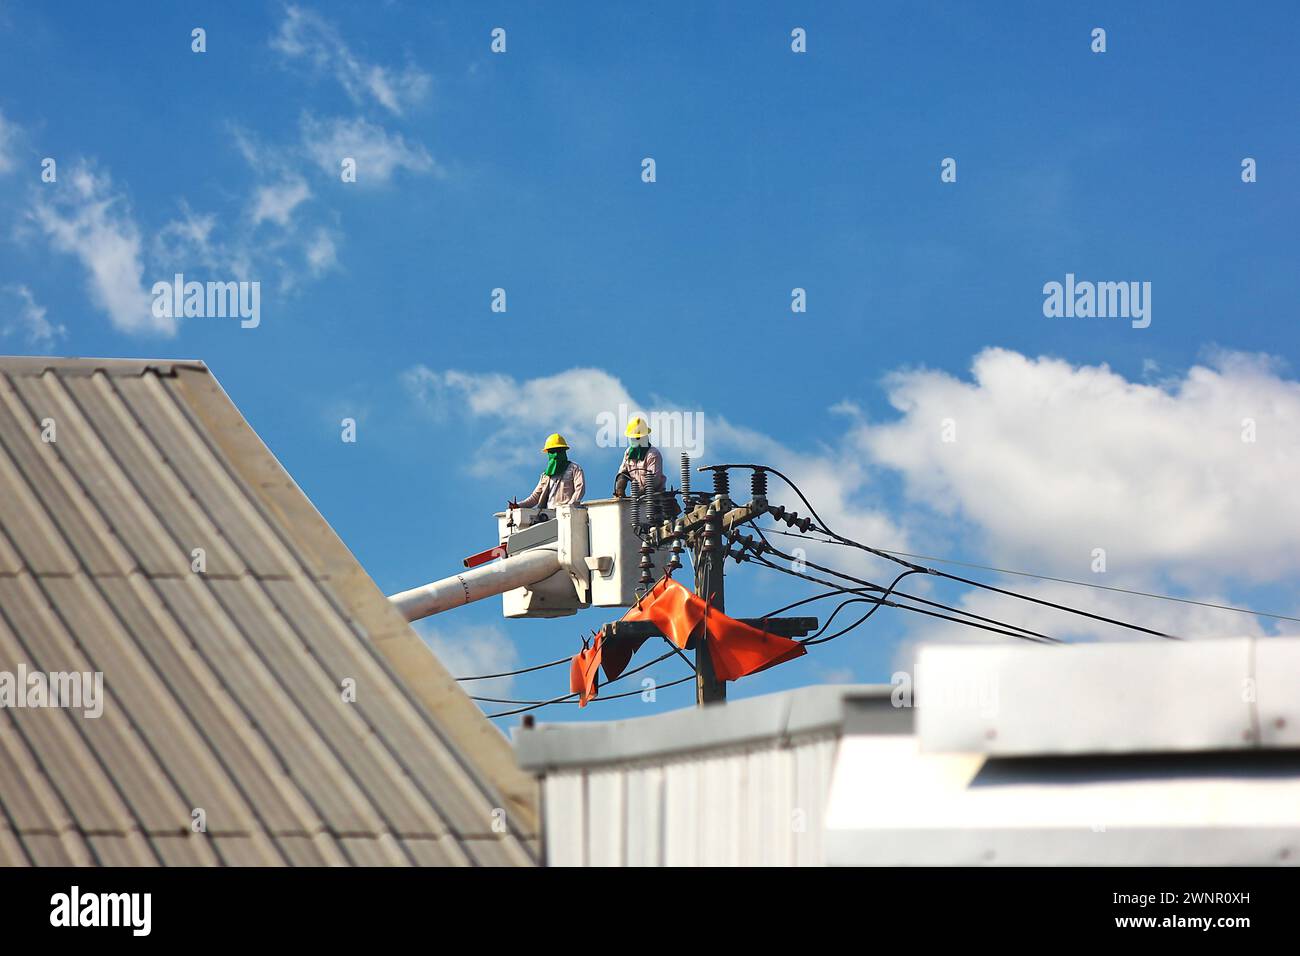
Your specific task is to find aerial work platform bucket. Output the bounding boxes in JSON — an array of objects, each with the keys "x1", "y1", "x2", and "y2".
[
  {"x1": 389, "y1": 497, "x2": 677, "y2": 624},
  {"x1": 494, "y1": 498, "x2": 673, "y2": 618}
]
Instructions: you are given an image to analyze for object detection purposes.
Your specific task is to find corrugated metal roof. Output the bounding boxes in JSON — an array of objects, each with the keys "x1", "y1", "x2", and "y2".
[{"x1": 0, "y1": 357, "x2": 538, "y2": 866}]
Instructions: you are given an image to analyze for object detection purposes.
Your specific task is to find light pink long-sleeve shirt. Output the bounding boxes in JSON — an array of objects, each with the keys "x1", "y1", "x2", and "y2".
[
  {"x1": 519, "y1": 462, "x2": 586, "y2": 508},
  {"x1": 619, "y1": 446, "x2": 665, "y2": 493}
]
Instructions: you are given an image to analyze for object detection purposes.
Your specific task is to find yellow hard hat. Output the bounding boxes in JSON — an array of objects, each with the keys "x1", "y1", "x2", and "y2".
[
  {"x1": 541, "y1": 433, "x2": 570, "y2": 451},
  {"x1": 625, "y1": 417, "x2": 651, "y2": 440}
]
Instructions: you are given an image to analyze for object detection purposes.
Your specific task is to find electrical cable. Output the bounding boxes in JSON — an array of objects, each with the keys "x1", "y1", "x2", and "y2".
[
  {"x1": 482, "y1": 675, "x2": 694, "y2": 718},
  {"x1": 800, "y1": 568, "x2": 917, "y2": 645},
  {"x1": 801, "y1": 598, "x2": 887, "y2": 645},
  {"x1": 479, "y1": 558, "x2": 703, "y2": 716},
  {"x1": 874, "y1": 548, "x2": 1300, "y2": 626},
  {"x1": 759, "y1": 587, "x2": 853, "y2": 620},
  {"x1": 732, "y1": 464, "x2": 1179, "y2": 640},
  {"x1": 481, "y1": 646, "x2": 688, "y2": 718},
  {"x1": 466, "y1": 458, "x2": 1234, "y2": 722},
  {"x1": 755, "y1": 525, "x2": 1298, "y2": 627},
  {"x1": 482, "y1": 460, "x2": 1182, "y2": 714},
  {"x1": 471, "y1": 674, "x2": 695, "y2": 706},
  {"x1": 743, "y1": 524, "x2": 1061, "y2": 643},
  {"x1": 741, "y1": 548, "x2": 1057, "y2": 644},
  {"x1": 455, "y1": 655, "x2": 572, "y2": 682}
]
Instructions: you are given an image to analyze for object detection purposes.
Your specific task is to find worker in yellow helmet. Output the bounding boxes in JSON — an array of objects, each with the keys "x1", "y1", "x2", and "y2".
[
  {"x1": 511, "y1": 433, "x2": 586, "y2": 510},
  {"x1": 613, "y1": 416, "x2": 665, "y2": 499}
]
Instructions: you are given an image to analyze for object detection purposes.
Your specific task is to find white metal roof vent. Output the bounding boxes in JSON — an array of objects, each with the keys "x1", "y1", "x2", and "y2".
[{"x1": 915, "y1": 636, "x2": 1300, "y2": 757}]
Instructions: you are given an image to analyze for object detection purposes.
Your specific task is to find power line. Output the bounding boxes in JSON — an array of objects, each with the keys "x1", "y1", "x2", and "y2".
[
  {"x1": 741, "y1": 548, "x2": 1058, "y2": 644},
  {"x1": 457, "y1": 570, "x2": 698, "y2": 685},
  {"x1": 482, "y1": 647, "x2": 689, "y2": 719},
  {"x1": 748, "y1": 522, "x2": 1059, "y2": 641},
  {"x1": 756, "y1": 524, "x2": 1300, "y2": 626},
  {"x1": 743, "y1": 525, "x2": 1061, "y2": 644},
  {"x1": 759, "y1": 587, "x2": 851, "y2": 619},
  {"x1": 875, "y1": 547, "x2": 1300, "y2": 626},
  {"x1": 799, "y1": 568, "x2": 916, "y2": 646},
  {"x1": 480, "y1": 690, "x2": 578, "y2": 718},
  {"x1": 457, "y1": 630, "x2": 696, "y2": 686},
  {"x1": 455, "y1": 655, "x2": 571, "y2": 682},
  {"x1": 738, "y1": 465, "x2": 1180, "y2": 640},
  {"x1": 802, "y1": 597, "x2": 895, "y2": 646},
  {"x1": 475, "y1": 461, "x2": 1234, "y2": 717},
  {"x1": 474, "y1": 674, "x2": 695, "y2": 709}
]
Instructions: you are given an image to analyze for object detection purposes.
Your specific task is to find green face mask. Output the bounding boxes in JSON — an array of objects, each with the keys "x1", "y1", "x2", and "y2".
[
  {"x1": 628, "y1": 442, "x2": 648, "y2": 461},
  {"x1": 545, "y1": 449, "x2": 568, "y2": 477}
]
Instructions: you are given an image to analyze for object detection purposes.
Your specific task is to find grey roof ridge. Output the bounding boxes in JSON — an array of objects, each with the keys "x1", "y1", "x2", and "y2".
[
  {"x1": 0, "y1": 356, "x2": 208, "y2": 377},
  {"x1": 514, "y1": 683, "x2": 893, "y2": 771}
]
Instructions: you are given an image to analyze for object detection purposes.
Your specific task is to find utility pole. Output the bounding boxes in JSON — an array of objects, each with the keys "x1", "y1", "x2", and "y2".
[
  {"x1": 695, "y1": 501, "x2": 727, "y2": 705},
  {"x1": 604, "y1": 462, "x2": 816, "y2": 709}
]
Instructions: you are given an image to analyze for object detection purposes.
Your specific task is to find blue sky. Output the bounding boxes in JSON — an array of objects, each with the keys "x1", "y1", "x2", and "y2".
[{"x1": 2, "y1": 1, "x2": 1298, "y2": 724}]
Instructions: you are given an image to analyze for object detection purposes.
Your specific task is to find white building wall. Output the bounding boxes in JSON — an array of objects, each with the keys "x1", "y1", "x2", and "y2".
[
  {"x1": 523, "y1": 646, "x2": 1300, "y2": 867},
  {"x1": 541, "y1": 732, "x2": 838, "y2": 867}
]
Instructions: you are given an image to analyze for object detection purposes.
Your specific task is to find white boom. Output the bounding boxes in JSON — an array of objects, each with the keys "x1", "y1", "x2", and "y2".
[
  {"x1": 388, "y1": 548, "x2": 561, "y2": 622},
  {"x1": 386, "y1": 501, "x2": 672, "y2": 622}
]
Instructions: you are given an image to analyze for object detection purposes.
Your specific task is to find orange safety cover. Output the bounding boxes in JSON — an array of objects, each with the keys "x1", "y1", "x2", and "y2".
[
  {"x1": 569, "y1": 643, "x2": 602, "y2": 707},
  {"x1": 600, "y1": 588, "x2": 656, "y2": 681},
  {"x1": 643, "y1": 578, "x2": 708, "y2": 650},
  {"x1": 622, "y1": 588, "x2": 653, "y2": 622},
  {"x1": 585, "y1": 576, "x2": 804, "y2": 695},
  {"x1": 704, "y1": 612, "x2": 806, "y2": 682},
  {"x1": 602, "y1": 577, "x2": 703, "y2": 679},
  {"x1": 599, "y1": 629, "x2": 648, "y2": 683}
]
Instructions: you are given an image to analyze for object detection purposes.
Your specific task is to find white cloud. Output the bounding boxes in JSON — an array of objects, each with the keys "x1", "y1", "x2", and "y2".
[
  {"x1": 0, "y1": 109, "x2": 17, "y2": 175},
  {"x1": 305, "y1": 227, "x2": 339, "y2": 275},
  {"x1": 271, "y1": 6, "x2": 430, "y2": 115},
  {"x1": 161, "y1": 207, "x2": 263, "y2": 285},
  {"x1": 811, "y1": 664, "x2": 857, "y2": 684},
  {"x1": 7, "y1": 14, "x2": 429, "y2": 334},
  {"x1": 156, "y1": 175, "x2": 338, "y2": 290},
  {"x1": 889, "y1": 577, "x2": 1276, "y2": 676},
  {"x1": 204, "y1": 127, "x2": 333, "y2": 285},
  {"x1": 230, "y1": 125, "x2": 274, "y2": 175},
  {"x1": 403, "y1": 365, "x2": 673, "y2": 481},
  {"x1": 403, "y1": 352, "x2": 1300, "y2": 658},
  {"x1": 416, "y1": 622, "x2": 522, "y2": 702},
  {"x1": 251, "y1": 177, "x2": 311, "y2": 227},
  {"x1": 154, "y1": 203, "x2": 243, "y2": 275},
  {"x1": 301, "y1": 115, "x2": 436, "y2": 184},
  {"x1": 29, "y1": 165, "x2": 170, "y2": 336},
  {"x1": 864, "y1": 348, "x2": 1300, "y2": 587},
  {"x1": 1, "y1": 285, "x2": 66, "y2": 348},
  {"x1": 401, "y1": 363, "x2": 909, "y2": 552}
]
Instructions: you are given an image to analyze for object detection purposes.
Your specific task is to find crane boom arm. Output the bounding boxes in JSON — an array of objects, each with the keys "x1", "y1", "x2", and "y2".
[{"x1": 388, "y1": 548, "x2": 562, "y2": 622}]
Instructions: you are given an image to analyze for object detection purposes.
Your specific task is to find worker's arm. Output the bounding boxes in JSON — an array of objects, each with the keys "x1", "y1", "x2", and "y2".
[
  {"x1": 570, "y1": 464, "x2": 586, "y2": 504},
  {"x1": 645, "y1": 447, "x2": 664, "y2": 485},
  {"x1": 517, "y1": 475, "x2": 546, "y2": 508},
  {"x1": 613, "y1": 451, "x2": 633, "y2": 495}
]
